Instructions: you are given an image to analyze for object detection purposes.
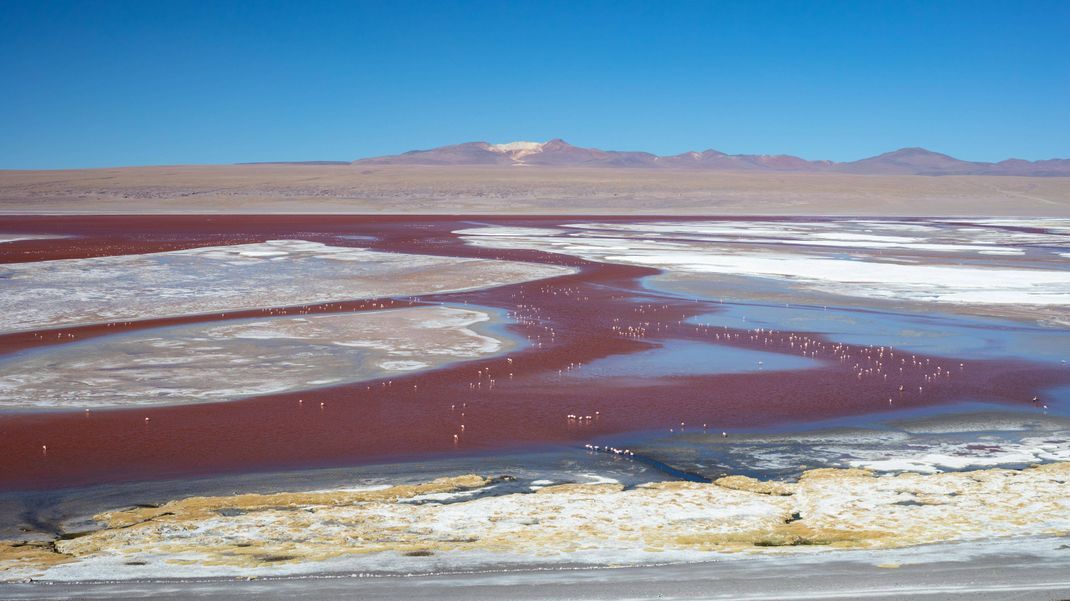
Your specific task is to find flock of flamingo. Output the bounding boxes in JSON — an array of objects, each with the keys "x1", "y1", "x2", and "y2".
[{"x1": 0, "y1": 215, "x2": 1064, "y2": 490}]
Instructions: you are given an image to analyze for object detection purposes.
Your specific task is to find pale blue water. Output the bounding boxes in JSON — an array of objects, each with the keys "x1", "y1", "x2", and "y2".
[
  {"x1": 687, "y1": 303, "x2": 1070, "y2": 365},
  {"x1": 573, "y1": 339, "x2": 822, "y2": 379}
]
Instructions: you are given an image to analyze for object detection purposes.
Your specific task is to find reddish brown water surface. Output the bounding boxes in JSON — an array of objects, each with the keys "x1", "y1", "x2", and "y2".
[{"x1": 0, "y1": 215, "x2": 1065, "y2": 490}]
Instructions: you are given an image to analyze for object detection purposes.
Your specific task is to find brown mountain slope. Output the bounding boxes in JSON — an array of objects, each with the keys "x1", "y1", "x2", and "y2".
[{"x1": 353, "y1": 140, "x2": 1070, "y2": 176}]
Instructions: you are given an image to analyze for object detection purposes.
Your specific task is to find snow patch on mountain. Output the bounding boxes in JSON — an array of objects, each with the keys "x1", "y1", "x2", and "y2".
[{"x1": 487, "y1": 141, "x2": 546, "y2": 162}]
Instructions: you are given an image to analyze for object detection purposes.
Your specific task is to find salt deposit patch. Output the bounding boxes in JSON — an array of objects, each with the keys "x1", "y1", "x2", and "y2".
[
  {"x1": 0, "y1": 306, "x2": 512, "y2": 409},
  {"x1": 6, "y1": 463, "x2": 1070, "y2": 581},
  {"x1": 618, "y1": 252, "x2": 1070, "y2": 305},
  {"x1": 559, "y1": 219, "x2": 1070, "y2": 251},
  {"x1": 458, "y1": 222, "x2": 1070, "y2": 307},
  {"x1": 964, "y1": 218, "x2": 1070, "y2": 235},
  {"x1": 642, "y1": 415, "x2": 1070, "y2": 480},
  {"x1": 847, "y1": 436, "x2": 1070, "y2": 473},
  {"x1": 0, "y1": 239, "x2": 573, "y2": 333},
  {"x1": 0, "y1": 233, "x2": 67, "y2": 244}
]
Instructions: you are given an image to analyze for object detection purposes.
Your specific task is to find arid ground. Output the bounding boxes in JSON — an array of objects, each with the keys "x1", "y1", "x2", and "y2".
[{"x1": 2, "y1": 165, "x2": 1069, "y2": 216}]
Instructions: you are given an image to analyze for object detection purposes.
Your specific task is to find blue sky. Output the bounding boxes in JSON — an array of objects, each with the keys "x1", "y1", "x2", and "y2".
[{"x1": 2, "y1": 0, "x2": 1068, "y2": 168}]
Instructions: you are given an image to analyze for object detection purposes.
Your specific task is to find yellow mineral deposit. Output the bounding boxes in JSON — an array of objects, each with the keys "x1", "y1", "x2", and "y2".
[{"x1": 3, "y1": 464, "x2": 1069, "y2": 579}]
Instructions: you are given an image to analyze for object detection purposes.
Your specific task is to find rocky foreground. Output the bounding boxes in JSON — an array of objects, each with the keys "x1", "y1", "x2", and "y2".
[{"x1": 3, "y1": 462, "x2": 1068, "y2": 581}]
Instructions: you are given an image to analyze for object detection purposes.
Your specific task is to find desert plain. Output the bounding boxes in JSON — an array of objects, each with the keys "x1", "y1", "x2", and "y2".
[{"x1": 2, "y1": 164, "x2": 1069, "y2": 216}]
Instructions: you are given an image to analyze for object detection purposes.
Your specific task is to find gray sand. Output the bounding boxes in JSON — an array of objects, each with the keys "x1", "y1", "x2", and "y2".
[{"x1": 3, "y1": 547, "x2": 1069, "y2": 600}]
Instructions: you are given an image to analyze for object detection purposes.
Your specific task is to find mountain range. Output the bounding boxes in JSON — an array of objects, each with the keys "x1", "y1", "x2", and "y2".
[{"x1": 352, "y1": 139, "x2": 1070, "y2": 176}]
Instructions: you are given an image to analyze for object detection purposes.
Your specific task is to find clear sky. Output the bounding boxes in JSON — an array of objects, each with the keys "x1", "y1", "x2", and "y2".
[{"x1": 2, "y1": 0, "x2": 1068, "y2": 168}]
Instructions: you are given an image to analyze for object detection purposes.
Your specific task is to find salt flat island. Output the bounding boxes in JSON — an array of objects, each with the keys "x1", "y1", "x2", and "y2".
[
  {"x1": 1, "y1": 215, "x2": 1069, "y2": 596},
  {"x1": 0, "y1": 305, "x2": 518, "y2": 409},
  {"x1": 458, "y1": 218, "x2": 1070, "y2": 324},
  {"x1": 0, "y1": 239, "x2": 572, "y2": 333}
]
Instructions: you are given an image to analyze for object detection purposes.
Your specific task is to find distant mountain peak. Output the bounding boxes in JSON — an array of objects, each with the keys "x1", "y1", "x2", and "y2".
[
  {"x1": 880, "y1": 147, "x2": 955, "y2": 159},
  {"x1": 890, "y1": 146, "x2": 936, "y2": 154},
  {"x1": 352, "y1": 140, "x2": 1070, "y2": 176}
]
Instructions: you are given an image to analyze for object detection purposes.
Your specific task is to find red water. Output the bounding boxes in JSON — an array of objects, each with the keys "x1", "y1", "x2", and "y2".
[{"x1": 0, "y1": 215, "x2": 1065, "y2": 490}]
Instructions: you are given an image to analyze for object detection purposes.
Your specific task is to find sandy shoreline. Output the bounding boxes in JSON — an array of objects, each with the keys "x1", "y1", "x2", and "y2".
[{"x1": 3, "y1": 547, "x2": 1070, "y2": 600}]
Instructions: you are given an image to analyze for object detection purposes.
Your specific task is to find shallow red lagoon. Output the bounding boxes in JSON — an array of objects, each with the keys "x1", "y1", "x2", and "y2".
[{"x1": 0, "y1": 215, "x2": 1065, "y2": 490}]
